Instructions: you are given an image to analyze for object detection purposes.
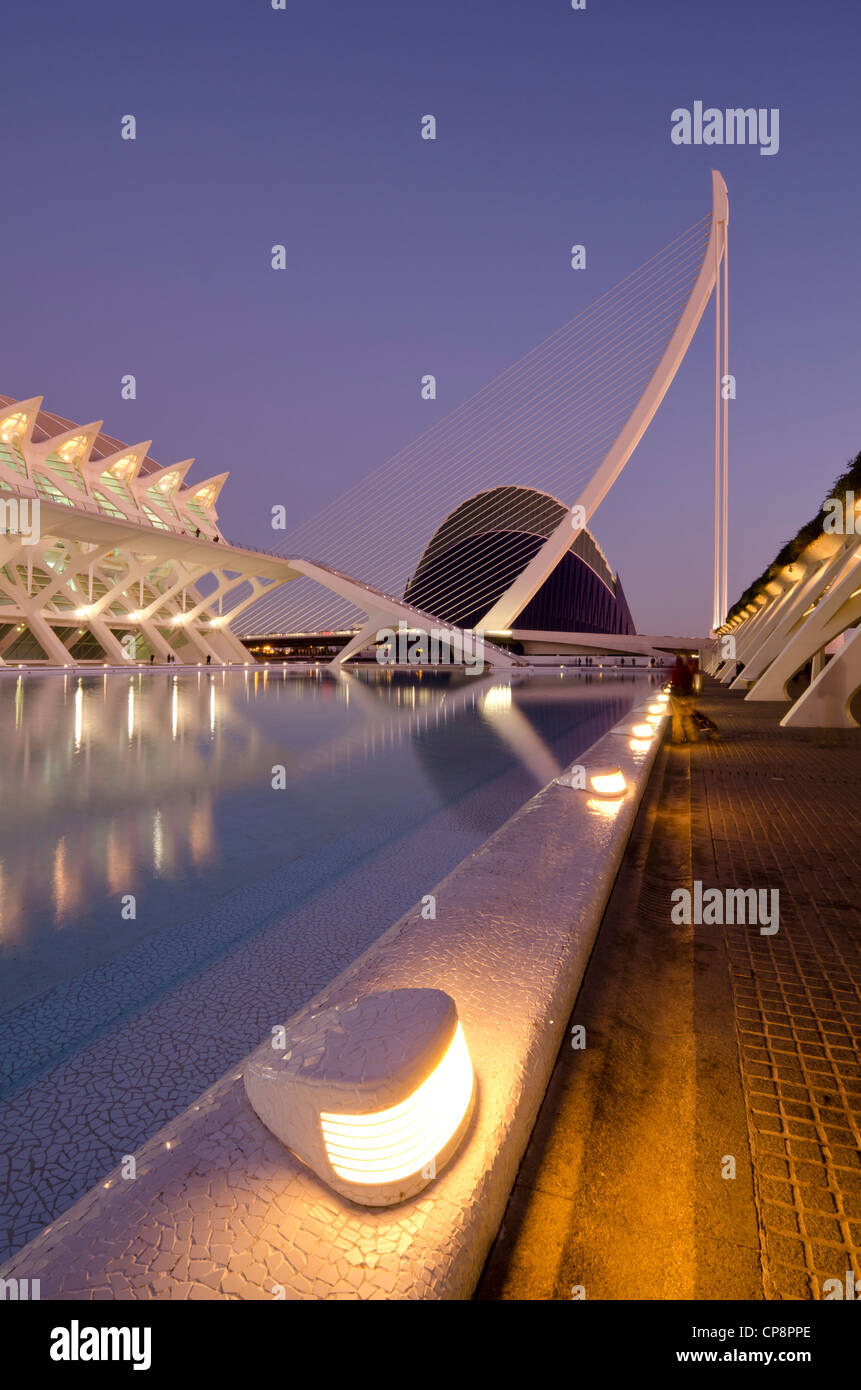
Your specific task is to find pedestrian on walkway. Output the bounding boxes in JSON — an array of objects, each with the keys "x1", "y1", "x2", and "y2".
[{"x1": 669, "y1": 654, "x2": 699, "y2": 744}]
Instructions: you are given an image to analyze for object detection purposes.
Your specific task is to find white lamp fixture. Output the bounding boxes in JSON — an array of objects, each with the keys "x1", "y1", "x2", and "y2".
[
  {"x1": 244, "y1": 988, "x2": 475, "y2": 1207},
  {"x1": 587, "y1": 765, "x2": 627, "y2": 798}
]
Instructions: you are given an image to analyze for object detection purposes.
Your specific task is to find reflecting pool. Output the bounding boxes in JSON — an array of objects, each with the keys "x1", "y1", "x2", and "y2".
[{"x1": 0, "y1": 665, "x2": 655, "y2": 1259}]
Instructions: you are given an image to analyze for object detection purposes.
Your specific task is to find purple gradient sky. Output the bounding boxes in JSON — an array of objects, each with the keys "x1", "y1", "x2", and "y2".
[{"x1": 3, "y1": 0, "x2": 859, "y2": 634}]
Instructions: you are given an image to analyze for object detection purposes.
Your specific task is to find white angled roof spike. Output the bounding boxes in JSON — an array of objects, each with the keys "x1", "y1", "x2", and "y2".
[
  {"x1": 133, "y1": 458, "x2": 194, "y2": 499},
  {"x1": 177, "y1": 472, "x2": 229, "y2": 511},
  {"x1": 84, "y1": 442, "x2": 152, "y2": 485},
  {"x1": 0, "y1": 397, "x2": 43, "y2": 447},
  {"x1": 30, "y1": 420, "x2": 103, "y2": 468}
]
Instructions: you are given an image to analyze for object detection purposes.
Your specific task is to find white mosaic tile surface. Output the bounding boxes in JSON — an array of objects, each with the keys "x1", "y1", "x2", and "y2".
[{"x1": 1, "y1": 712, "x2": 664, "y2": 1298}]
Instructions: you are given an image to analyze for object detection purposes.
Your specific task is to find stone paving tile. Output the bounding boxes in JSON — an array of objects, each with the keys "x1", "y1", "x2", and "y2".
[{"x1": 690, "y1": 686, "x2": 861, "y2": 1300}]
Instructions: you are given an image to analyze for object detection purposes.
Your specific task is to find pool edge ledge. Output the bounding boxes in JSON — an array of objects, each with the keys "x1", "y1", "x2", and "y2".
[{"x1": 0, "y1": 701, "x2": 666, "y2": 1300}]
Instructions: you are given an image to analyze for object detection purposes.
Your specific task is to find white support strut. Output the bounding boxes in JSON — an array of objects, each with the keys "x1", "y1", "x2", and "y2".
[{"x1": 480, "y1": 171, "x2": 729, "y2": 633}]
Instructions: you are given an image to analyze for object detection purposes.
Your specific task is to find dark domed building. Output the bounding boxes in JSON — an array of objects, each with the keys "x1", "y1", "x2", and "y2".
[{"x1": 404, "y1": 486, "x2": 635, "y2": 635}]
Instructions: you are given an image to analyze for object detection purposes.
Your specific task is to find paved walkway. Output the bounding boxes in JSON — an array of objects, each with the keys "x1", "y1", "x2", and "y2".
[{"x1": 476, "y1": 682, "x2": 861, "y2": 1300}]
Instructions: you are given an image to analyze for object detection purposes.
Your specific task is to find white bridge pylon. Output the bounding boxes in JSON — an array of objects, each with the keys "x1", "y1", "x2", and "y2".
[
  {"x1": 239, "y1": 172, "x2": 728, "y2": 651},
  {"x1": 481, "y1": 171, "x2": 729, "y2": 633},
  {"x1": 242, "y1": 176, "x2": 729, "y2": 664}
]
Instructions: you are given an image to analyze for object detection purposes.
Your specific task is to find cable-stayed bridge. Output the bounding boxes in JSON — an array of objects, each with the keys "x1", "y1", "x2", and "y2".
[
  {"x1": 240, "y1": 170, "x2": 730, "y2": 658},
  {"x1": 0, "y1": 173, "x2": 728, "y2": 669}
]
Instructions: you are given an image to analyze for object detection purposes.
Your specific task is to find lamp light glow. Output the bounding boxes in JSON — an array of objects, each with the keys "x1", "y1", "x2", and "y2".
[
  {"x1": 320, "y1": 1023, "x2": 472, "y2": 1185},
  {"x1": 631, "y1": 723, "x2": 654, "y2": 739},
  {"x1": 245, "y1": 988, "x2": 475, "y2": 1206},
  {"x1": 588, "y1": 767, "x2": 627, "y2": 797}
]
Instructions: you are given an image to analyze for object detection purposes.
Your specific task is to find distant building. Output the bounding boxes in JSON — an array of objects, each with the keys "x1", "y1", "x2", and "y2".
[
  {"x1": 404, "y1": 486, "x2": 635, "y2": 635},
  {"x1": 0, "y1": 396, "x2": 248, "y2": 665}
]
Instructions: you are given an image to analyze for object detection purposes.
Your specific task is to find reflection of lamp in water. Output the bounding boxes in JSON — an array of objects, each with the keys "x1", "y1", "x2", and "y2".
[
  {"x1": 73, "y1": 683, "x2": 83, "y2": 750},
  {"x1": 482, "y1": 685, "x2": 512, "y2": 713},
  {"x1": 629, "y1": 737, "x2": 652, "y2": 753},
  {"x1": 245, "y1": 989, "x2": 475, "y2": 1207}
]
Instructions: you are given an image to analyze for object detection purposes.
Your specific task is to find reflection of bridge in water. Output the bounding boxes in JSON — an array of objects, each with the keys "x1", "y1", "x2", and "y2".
[{"x1": 0, "y1": 667, "x2": 655, "y2": 947}]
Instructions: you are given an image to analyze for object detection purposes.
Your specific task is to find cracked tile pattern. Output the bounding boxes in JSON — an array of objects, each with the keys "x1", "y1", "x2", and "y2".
[
  {"x1": 0, "y1": 685, "x2": 631, "y2": 1262},
  {"x1": 0, "y1": 710, "x2": 664, "y2": 1299}
]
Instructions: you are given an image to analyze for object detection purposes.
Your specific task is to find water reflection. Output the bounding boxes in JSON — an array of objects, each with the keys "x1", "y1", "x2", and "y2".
[{"x1": 0, "y1": 667, "x2": 654, "y2": 1006}]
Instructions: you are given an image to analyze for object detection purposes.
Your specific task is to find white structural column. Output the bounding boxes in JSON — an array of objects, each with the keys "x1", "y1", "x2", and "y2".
[
  {"x1": 721, "y1": 224, "x2": 729, "y2": 627},
  {"x1": 734, "y1": 539, "x2": 846, "y2": 690},
  {"x1": 718, "y1": 595, "x2": 771, "y2": 682},
  {"x1": 733, "y1": 591, "x2": 772, "y2": 651},
  {"x1": 480, "y1": 172, "x2": 730, "y2": 635},
  {"x1": 746, "y1": 540, "x2": 861, "y2": 701},
  {"x1": 710, "y1": 196, "x2": 730, "y2": 633},
  {"x1": 781, "y1": 626, "x2": 861, "y2": 728},
  {"x1": 714, "y1": 214, "x2": 723, "y2": 631},
  {"x1": 727, "y1": 570, "x2": 805, "y2": 686}
]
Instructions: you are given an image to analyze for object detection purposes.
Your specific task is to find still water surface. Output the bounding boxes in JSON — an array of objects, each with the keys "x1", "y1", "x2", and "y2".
[
  {"x1": 0, "y1": 666, "x2": 649, "y2": 1049},
  {"x1": 0, "y1": 665, "x2": 662, "y2": 1260}
]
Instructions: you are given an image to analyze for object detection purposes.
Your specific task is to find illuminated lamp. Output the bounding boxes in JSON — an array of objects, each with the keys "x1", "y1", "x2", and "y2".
[
  {"x1": 245, "y1": 988, "x2": 475, "y2": 1207},
  {"x1": 588, "y1": 766, "x2": 627, "y2": 798},
  {"x1": 629, "y1": 738, "x2": 652, "y2": 753},
  {"x1": 631, "y1": 723, "x2": 654, "y2": 739},
  {"x1": 647, "y1": 703, "x2": 664, "y2": 715}
]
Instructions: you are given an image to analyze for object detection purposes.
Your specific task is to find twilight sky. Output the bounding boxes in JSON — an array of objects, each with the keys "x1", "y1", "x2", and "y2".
[{"x1": 2, "y1": 0, "x2": 859, "y2": 634}]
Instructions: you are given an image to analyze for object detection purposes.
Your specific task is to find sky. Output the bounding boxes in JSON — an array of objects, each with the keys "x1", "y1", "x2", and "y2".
[{"x1": 2, "y1": 0, "x2": 859, "y2": 634}]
